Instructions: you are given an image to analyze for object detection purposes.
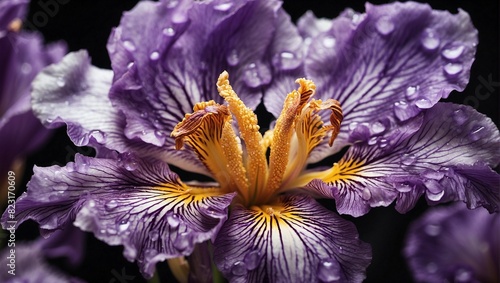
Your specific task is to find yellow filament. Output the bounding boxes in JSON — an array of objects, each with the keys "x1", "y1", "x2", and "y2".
[{"x1": 217, "y1": 71, "x2": 268, "y2": 203}]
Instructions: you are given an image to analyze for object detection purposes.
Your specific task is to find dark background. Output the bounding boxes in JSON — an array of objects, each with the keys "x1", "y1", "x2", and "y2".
[{"x1": 6, "y1": 0, "x2": 500, "y2": 282}]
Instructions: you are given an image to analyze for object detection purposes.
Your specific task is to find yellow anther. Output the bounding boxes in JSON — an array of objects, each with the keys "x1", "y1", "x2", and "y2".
[{"x1": 217, "y1": 71, "x2": 268, "y2": 202}]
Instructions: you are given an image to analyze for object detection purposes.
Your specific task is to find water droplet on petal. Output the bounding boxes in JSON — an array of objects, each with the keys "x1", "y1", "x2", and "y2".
[
  {"x1": 322, "y1": 36, "x2": 336, "y2": 48},
  {"x1": 415, "y1": 97, "x2": 433, "y2": 109},
  {"x1": 371, "y1": 121, "x2": 386, "y2": 134},
  {"x1": 214, "y1": 2, "x2": 233, "y2": 12},
  {"x1": 272, "y1": 51, "x2": 300, "y2": 71},
  {"x1": 150, "y1": 51, "x2": 160, "y2": 61},
  {"x1": 405, "y1": 86, "x2": 419, "y2": 99},
  {"x1": 173, "y1": 231, "x2": 192, "y2": 251},
  {"x1": 149, "y1": 230, "x2": 160, "y2": 241},
  {"x1": 375, "y1": 16, "x2": 394, "y2": 35},
  {"x1": 368, "y1": 136, "x2": 378, "y2": 146},
  {"x1": 75, "y1": 156, "x2": 89, "y2": 173},
  {"x1": 453, "y1": 109, "x2": 467, "y2": 125},
  {"x1": 469, "y1": 125, "x2": 484, "y2": 141},
  {"x1": 231, "y1": 261, "x2": 247, "y2": 276},
  {"x1": 123, "y1": 40, "x2": 136, "y2": 52},
  {"x1": 442, "y1": 44, "x2": 465, "y2": 60},
  {"x1": 56, "y1": 77, "x2": 66, "y2": 87},
  {"x1": 454, "y1": 268, "x2": 473, "y2": 282},
  {"x1": 163, "y1": 27, "x2": 176, "y2": 37},
  {"x1": 243, "y1": 250, "x2": 261, "y2": 271},
  {"x1": 400, "y1": 153, "x2": 417, "y2": 166},
  {"x1": 90, "y1": 130, "x2": 106, "y2": 144},
  {"x1": 243, "y1": 63, "x2": 271, "y2": 88},
  {"x1": 167, "y1": 213, "x2": 181, "y2": 228},
  {"x1": 154, "y1": 130, "x2": 165, "y2": 138},
  {"x1": 105, "y1": 200, "x2": 118, "y2": 211},
  {"x1": 393, "y1": 182, "x2": 414, "y2": 193},
  {"x1": 421, "y1": 170, "x2": 444, "y2": 180},
  {"x1": 140, "y1": 112, "x2": 148, "y2": 118},
  {"x1": 425, "y1": 179, "x2": 444, "y2": 201},
  {"x1": 426, "y1": 262, "x2": 438, "y2": 273},
  {"x1": 226, "y1": 49, "x2": 239, "y2": 66},
  {"x1": 420, "y1": 28, "x2": 440, "y2": 51},
  {"x1": 118, "y1": 153, "x2": 139, "y2": 171},
  {"x1": 378, "y1": 138, "x2": 388, "y2": 148},
  {"x1": 317, "y1": 258, "x2": 341, "y2": 282},
  {"x1": 348, "y1": 122, "x2": 359, "y2": 131},
  {"x1": 127, "y1": 62, "x2": 135, "y2": 69},
  {"x1": 118, "y1": 220, "x2": 130, "y2": 232},
  {"x1": 361, "y1": 188, "x2": 372, "y2": 200},
  {"x1": 21, "y1": 63, "x2": 32, "y2": 74},
  {"x1": 106, "y1": 226, "x2": 117, "y2": 235},
  {"x1": 424, "y1": 223, "x2": 441, "y2": 236},
  {"x1": 443, "y1": 63, "x2": 463, "y2": 77}
]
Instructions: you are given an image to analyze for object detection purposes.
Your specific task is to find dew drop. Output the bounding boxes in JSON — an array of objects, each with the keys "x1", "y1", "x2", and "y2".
[
  {"x1": 118, "y1": 220, "x2": 130, "y2": 232},
  {"x1": 375, "y1": 16, "x2": 394, "y2": 36},
  {"x1": 441, "y1": 44, "x2": 465, "y2": 60},
  {"x1": 149, "y1": 230, "x2": 160, "y2": 241},
  {"x1": 123, "y1": 40, "x2": 136, "y2": 52},
  {"x1": 370, "y1": 121, "x2": 386, "y2": 134},
  {"x1": 415, "y1": 97, "x2": 433, "y2": 109},
  {"x1": 231, "y1": 261, "x2": 248, "y2": 276},
  {"x1": 167, "y1": 213, "x2": 181, "y2": 228},
  {"x1": 317, "y1": 258, "x2": 341, "y2": 282},
  {"x1": 361, "y1": 188, "x2": 372, "y2": 201},
  {"x1": 162, "y1": 27, "x2": 176, "y2": 37},
  {"x1": 213, "y1": 2, "x2": 233, "y2": 12},
  {"x1": 421, "y1": 170, "x2": 444, "y2": 180},
  {"x1": 443, "y1": 63, "x2": 463, "y2": 77},
  {"x1": 127, "y1": 62, "x2": 135, "y2": 69},
  {"x1": 149, "y1": 51, "x2": 160, "y2": 61},
  {"x1": 105, "y1": 200, "x2": 118, "y2": 211},
  {"x1": 154, "y1": 130, "x2": 165, "y2": 138},
  {"x1": 348, "y1": 122, "x2": 359, "y2": 131},
  {"x1": 400, "y1": 153, "x2": 417, "y2": 166},
  {"x1": 118, "y1": 153, "x2": 139, "y2": 171},
  {"x1": 226, "y1": 49, "x2": 239, "y2": 66},
  {"x1": 469, "y1": 125, "x2": 484, "y2": 141},
  {"x1": 405, "y1": 86, "x2": 419, "y2": 99},
  {"x1": 378, "y1": 138, "x2": 388, "y2": 148},
  {"x1": 75, "y1": 156, "x2": 89, "y2": 173},
  {"x1": 322, "y1": 36, "x2": 336, "y2": 48},
  {"x1": 426, "y1": 262, "x2": 438, "y2": 273},
  {"x1": 56, "y1": 77, "x2": 66, "y2": 87},
  {"x1": 243, "y1": 250, "x2": 261, "y2": 271},
  {"x1": 452, "y1": 109, "x2": 467, "y2": 125},
  {"x1": 368, "y1": 136, "x2": 378, "y2": 146},
  {"x1": 173, "y1": 231, "x2": 192, "y2": 251},
  {"x1": 243, "y1": 63, "x2": 271, "y2": 88},
  {"x1": 424, "y1": 223, "x2": 441, "y2": 236},
  {"x1": 420, "y1": 28, "x2": 440, "y2": 51},
  {"x1": 454, "y1": 268, "x2": 473, "y2": 282},
  {"x1": 393, "y1": 182, "x2": 414, "y2": 193},
  {"x1": 90, "y1": 130, "x2": 106, "y2": 144},
  {"x1": 140, "y1": 112, "x2": 148, "y2": 118},
  {"x1": 272, "y1": 51, "x2": 300, "y2": 71},
  {"x1": 21, "y1": 63, "x2": 32, "y2": 74}
]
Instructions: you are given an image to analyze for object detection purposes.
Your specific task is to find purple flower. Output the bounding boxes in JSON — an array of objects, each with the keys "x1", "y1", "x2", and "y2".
[
  {"x1": 404, "y1": 203, "x2": 499, "y2": 283},
  {"x1": 1, "y1": 1, "x2": 498, "y2": 282},
  {"x1": 0, "y1": 224, "x2": 85, "y2": 282},
  {"x1": 0, "y1": 0, "x2": 66, "y2": 178}
]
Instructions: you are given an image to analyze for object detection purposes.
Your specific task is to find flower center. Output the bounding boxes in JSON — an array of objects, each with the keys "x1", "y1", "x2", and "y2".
[{"x1": 171, "y1": 71, "x2": 343, "y2": 207}]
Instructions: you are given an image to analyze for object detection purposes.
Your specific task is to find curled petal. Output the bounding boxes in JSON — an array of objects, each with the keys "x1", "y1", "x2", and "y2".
[
  {"x1": 303, "y1": 2, "x2": 478, "y2": 159},
  {"x1": 213, "y1": 194, "x2": 371, "y2": 283},
  {"x1": 31, "y1": 50, "x2": 208, "y2": 174},
  {"x1": 302, "y1": 103, "x2": 500, "y2": 216},
  {"x1": 1, "y1": 154, "x2": 234, "y2": 278}
]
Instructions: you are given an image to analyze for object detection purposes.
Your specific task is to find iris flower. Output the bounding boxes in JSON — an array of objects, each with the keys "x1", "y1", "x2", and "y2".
[
  {"x1": 0, "y1": 0, "x2": 65, "y2": 181},
  {"x1": 405, "y1": 203, "x2": 499, "y2": 283},
  {"x1": 2, "y1": 0, "x2": 499, "y2": 282}
]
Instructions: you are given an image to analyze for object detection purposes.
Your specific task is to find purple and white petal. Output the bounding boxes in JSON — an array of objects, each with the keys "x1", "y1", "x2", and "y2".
[
  {"x1": 32, "y1": 50, "x2": 208, "y2": 174},
  {"x1": 213, "y1": 194, "x2": 371, "y2": 283},
  {"x1": 405, "y1": 203, "x2": 499, "y2": 283},
  {"x1": 303, "y1": 2, "x2": 478, "y2": 159},
  {"x1": 1, "y1": 154, "x2": 234, "y2": 278},
  {"x1": 308, "y1": 103, "x2": 500, "y2": 216},
  {"x1": 108, "y1": 0, "x2": 283, "y2": 148}
]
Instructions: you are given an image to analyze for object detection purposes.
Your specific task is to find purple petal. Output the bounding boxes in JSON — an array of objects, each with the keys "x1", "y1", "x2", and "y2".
[
  {"x1": 213, "y1": 194, "x2": 371, "y2": 283},
  {"x1": 108, "y1": 0, "x2": 284, "y2": 148},
  {"x1": 1, "y1": 154, "x2": 235, "y2": 278},
  {"x1": 308, "y1": 103, "x2": 500, "y2": 216},
  {"x1": 303, "y1": 2, "x2": 478, "y2": 158},
  {"x1": 31, "y1": 50, "x2": 208, "y2": 174},
  {"x1": 405, "y1": 203, "x2": 499, "y2": 283}
]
